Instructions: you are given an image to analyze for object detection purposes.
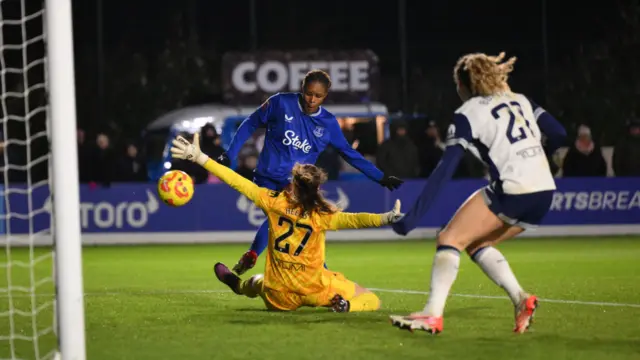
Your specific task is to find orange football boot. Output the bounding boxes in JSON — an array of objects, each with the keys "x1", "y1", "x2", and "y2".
[
  {"x1": 389, "y1": 313, "x2": 444, "y2": 334},
  {"x1": 514, "y1": 294, "x2": 538, "y2": 333}
]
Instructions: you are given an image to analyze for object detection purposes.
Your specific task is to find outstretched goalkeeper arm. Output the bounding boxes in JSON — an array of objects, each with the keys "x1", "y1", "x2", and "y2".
[
  {"x1": 325, "y1": 200, "x2": 404, "y2": 230},
  {"x1": 170, "y1": 133, "x2": 273, "y2": 210}
]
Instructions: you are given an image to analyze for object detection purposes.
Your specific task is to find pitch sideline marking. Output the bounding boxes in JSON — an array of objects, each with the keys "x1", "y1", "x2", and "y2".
[
  {"x1": 4, "y1": 288, "x2": 640, "y2": 308},
  {"x1": 368, "y1": 288, "x2": 640, "y2": 308}
]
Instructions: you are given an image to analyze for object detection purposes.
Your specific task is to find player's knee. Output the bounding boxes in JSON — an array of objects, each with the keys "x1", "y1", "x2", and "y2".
[
  {"x1": 250, "y1": 274, "x2": 264, "y2": 287},
  {"x1": 246, "y1": 274, "x2": 264, "y2": 298},
  {"x1": 436, "y1": 229, "x2": 463, "y2": 250},
  {"x1": 466, "y1": 243, "x2": 486, "y2": 258}
]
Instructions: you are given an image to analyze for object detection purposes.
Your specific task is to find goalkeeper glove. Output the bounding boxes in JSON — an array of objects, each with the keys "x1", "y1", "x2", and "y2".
[
  {"x1": 382, "y1": 199, "x2": 404, "y2": 225},
  {"x1": 380, "y1": 174, "x2": 404, "y2": 191},
  {"x1": 171, "y1": 133, "x2": 210, "y2": 166},
  {"x1": 217, "y1": 152, "x2": 231, "y2": 167}
]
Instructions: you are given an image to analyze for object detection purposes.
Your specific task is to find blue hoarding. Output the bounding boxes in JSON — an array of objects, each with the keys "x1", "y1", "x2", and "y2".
[{"x1": 1, "y1": 177, "x2": 639, "y2": 236}]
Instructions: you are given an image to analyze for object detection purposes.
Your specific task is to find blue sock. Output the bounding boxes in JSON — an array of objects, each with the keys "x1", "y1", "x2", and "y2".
[{"x1": 249, "y1": 220, "x2": 270, "y2": 255}]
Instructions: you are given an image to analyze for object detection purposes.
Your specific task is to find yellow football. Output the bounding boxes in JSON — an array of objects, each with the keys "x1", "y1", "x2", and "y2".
[{"x1": 157, "y1": 170, "x2": 194, "y2": 207}]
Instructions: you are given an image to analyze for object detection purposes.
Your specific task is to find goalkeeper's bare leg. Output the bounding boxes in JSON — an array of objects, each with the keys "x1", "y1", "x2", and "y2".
[{"x1": 214, "y1": 262, "x2": 263, "y2": 298}]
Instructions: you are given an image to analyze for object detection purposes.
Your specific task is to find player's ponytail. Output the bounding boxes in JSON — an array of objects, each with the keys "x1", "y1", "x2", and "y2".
[
  {"x1": 454, "y1": 52, "x2": 516, "y2": 96},
  {"x1": 290, "y1": 163, "x2": 338, "y2": 216}
]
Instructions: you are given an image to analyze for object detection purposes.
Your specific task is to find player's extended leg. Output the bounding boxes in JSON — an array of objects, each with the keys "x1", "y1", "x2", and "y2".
[
  {"x1": 307, "y1": 271, "x2": 377, "y2": 312},
  {"x1": 467, "y1": 225, "x2": 537, "y2": 334},
  {"x1": 233, "y1": 176, "x2": 279, "y2": 275},
  {"x1": 330, "y1": 284, "x2": 381, "y2": 312},
  {"x1": 390, "y1": 190, "x2": 506, "y2": 334},
  {"x1": 214, "y1": 262, "x2": 264, "y2": 298},
  {"x1": 249, "y1": 219, "x2": 270, "y2": 255},
  {"x1": 232, "y1": 219, "x2": 268, "y2": 275}
]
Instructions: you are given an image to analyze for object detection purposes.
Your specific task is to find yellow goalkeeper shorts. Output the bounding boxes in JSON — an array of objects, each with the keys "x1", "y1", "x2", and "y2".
[{"x1": 260, "y1": 271, "x2": 357, "y2": 311}]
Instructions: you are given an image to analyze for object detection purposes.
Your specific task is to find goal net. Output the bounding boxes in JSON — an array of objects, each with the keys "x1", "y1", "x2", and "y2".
[{"x1": 1, "y1": 0, "x2": 85, "y2": 359}]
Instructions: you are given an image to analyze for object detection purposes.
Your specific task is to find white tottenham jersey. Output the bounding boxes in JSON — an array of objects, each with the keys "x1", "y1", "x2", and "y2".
[{"x1": 446, "y1": 92, "x2": 556, "y2": 194}]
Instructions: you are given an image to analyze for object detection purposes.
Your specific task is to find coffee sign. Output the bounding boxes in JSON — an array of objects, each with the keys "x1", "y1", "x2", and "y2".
[{"x1": 222, "y1": 50, "x2": 380, "y2": 104}]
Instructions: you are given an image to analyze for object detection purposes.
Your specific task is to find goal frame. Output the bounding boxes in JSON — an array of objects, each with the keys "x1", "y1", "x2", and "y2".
[{"x1": 44, "y1": 0, "x2": 86, "y2": 359}]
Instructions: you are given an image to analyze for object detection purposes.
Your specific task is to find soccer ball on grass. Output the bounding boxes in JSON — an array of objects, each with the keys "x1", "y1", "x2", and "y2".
[{"x1": 157, "y1": 170, "x2": 194, "y2": 207}]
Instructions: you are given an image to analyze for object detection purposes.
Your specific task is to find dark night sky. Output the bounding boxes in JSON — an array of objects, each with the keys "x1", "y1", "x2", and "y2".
[
  {"x1": 72, "y1": 0, "x2": 622, "y2": 74},
  {"x1": 0, "y1": 0, "x2": 634, "y2": 159},
  {"x1": 58, "y1": 0, "x2": 637, "y2": 137}
]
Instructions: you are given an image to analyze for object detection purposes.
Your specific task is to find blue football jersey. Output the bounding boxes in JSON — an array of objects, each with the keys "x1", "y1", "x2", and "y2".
[{"x1": 226, "y1": 93, "x2": 383, "y2": 183}]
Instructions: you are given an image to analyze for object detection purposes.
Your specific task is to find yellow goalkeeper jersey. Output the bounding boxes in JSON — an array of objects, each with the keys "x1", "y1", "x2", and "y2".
[{"x1": 203, "y1": 159, "x2": 385, "y2": 295}]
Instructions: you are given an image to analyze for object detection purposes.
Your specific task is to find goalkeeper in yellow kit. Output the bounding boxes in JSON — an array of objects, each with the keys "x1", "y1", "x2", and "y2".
[{"x1": 171, "y1": 133, "x2": 403, "y2": 312}]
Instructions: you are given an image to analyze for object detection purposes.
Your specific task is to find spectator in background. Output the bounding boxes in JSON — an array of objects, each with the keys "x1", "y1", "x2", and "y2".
[
  {"x1": 118, "y1": 142, "x2": 147, "y2": 182},
  {"x1": 172, "y1": 125, "x2": 226, "y2": 184},
  {"x1": 199, "y1": 123, "x2": 224, "y2": 160},
  {"x1": 418, "y1": 121, "x2": 445, "y2": 177},
  {"x1": 315, "y1": 145, "x2": 342, "y2": 180},
  {"x1": 418, "y1": 121, "x2": 486, "y2": 179},
  {"x1": 376, "y1": 120, "x2": 420, "y2": 178},
  {"x1": 562, "y1": 124, "x2": 607, "y2": 177},
  {"x1": 236, "y1": 153, "x2": 258, "y2": 180},
  {"x1": 454, "y1": 149, "x2": 488, "y2": 180},
  {"x1": 90, "y1": 133, "x2": 116, "y2": 187},
  {"x1": 77, "y1": 128, "x2": 92, "y2": 183},
  {"x1": 613, "y1": 119, "x2": 640, "y2": 176},
  {"x1": 336, "y1": 117, "x2": 363, "y2": 174},
  {"x1": 200, "y1": 124, "x2": 226, "y2": 183},
  {"x1": 339, "y1": 117, "x2": 358, "y2": 144},
  {"x1": 170, "y1": 132, "x2": 209, "y2": 183}
]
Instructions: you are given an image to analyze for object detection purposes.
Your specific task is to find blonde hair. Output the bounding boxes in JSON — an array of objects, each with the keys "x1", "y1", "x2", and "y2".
[
  {"x1": 288, "y1": 163, "x2": 338, "y2": 215},
  {"x1": 453, "y1": 52, "x2": 517, "y2": 96}
]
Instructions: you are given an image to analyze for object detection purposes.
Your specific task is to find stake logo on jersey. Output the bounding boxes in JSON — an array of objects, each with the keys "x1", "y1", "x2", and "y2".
[
  {"x1": 449, "y1": 93, "x2": 557, "y2": 194},
  {"x1": 225, "y1": 92, "x2": 384, "y2": 183},
  {"x1": 282, "y1": 130, "x2": 312, "y2": 153}
]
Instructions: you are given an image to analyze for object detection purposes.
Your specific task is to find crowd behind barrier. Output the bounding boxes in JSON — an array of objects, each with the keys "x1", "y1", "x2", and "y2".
[{"x1": 1, "y1": 176, "x2": 638, "y2": 246}]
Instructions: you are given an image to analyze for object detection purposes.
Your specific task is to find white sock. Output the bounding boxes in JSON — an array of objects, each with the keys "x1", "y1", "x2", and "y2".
[
  {"x1": 473, "y1": 247, "x2": 526, "y2": 305},
  {"x1": 422, "y1": 246, "x2": 460, "y2": 317}
]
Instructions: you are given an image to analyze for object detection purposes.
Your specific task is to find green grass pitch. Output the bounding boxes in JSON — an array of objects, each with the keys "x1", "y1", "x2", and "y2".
[{"x1": 2, "y1": 236, "x2": 640, "y2": 360}]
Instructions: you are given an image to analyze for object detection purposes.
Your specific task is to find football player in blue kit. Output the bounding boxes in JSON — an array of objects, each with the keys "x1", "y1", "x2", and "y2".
[{"x1": 217, "y1": 69, "x2": 404, "y2": 275}]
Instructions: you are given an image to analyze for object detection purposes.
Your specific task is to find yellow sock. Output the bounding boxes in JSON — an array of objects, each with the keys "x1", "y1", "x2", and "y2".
[
  {"x1": 239, "y1": 274, "x2": 264, "y2": 298},
  {"x1": 348, "y1": 292, "x2": 381, "y2": 312}
]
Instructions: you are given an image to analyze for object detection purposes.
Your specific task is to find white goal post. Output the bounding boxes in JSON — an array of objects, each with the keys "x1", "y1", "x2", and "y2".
[
  {"x1": 1, "y1": 0, "x2": 86, "y2": 359},
  {"x1": 45, "y1": 0, "x2": 86, "y2": 359}
]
